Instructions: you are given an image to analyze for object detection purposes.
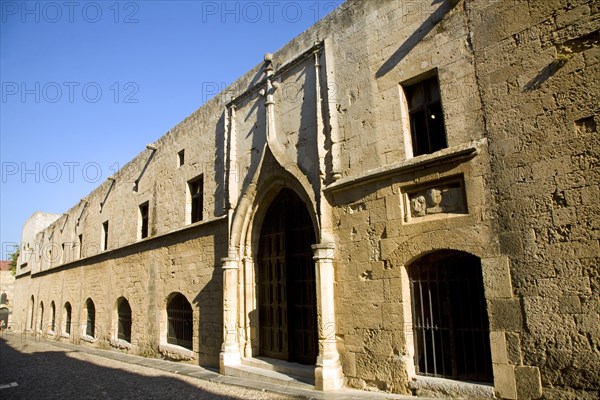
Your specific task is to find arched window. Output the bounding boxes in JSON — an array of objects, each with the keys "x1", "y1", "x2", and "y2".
[
  {"x1": 29, "y1": 296, "x2": 35, "y2": 329},
  {"x1": 167, "y1": 293, "x2": 192, "y2": 349},
  {"x1": 50, "y1": 302, "x2": 56, "y2": 331},
  {"x1": 0, "y1": 307, "x2": 9, "y2": 329},
  {"x1": 64, "y1": 302, "x2": 72, "y2": 335},
  {"x1": 117, "y1": 297, "x2": 132, "y2": 343},
  {"x1": 38, "y1": 302, "x2": 44, "y2": 331},
  {"x1": 409, "y1": 251, "x2": 492, "y2": 382},
  {"x1": 85, "y1": 298, "x2": 95, "y2": 337},
  {"x1": 0, "y1": 292, "x2": 7, "y2": 304}
]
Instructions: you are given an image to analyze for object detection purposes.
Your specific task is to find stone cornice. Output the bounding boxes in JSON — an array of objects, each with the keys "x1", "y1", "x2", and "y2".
[
  {"x1": 324, "y1": 139, "x2": 485, "y2": 194},
  {"x1": 29, "y1": 215, "x2": 228, "y2": 279}
]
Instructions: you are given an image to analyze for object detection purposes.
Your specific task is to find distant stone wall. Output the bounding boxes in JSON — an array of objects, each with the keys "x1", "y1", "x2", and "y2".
[
  {"x1": 0, "y1": 270, "x2": 15, "y2": 328},
  {"x1": 13, "y1": 222, "x2": 227, "y2": 367}
]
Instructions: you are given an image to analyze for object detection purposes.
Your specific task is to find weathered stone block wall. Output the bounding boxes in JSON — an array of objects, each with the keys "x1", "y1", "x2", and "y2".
[
  {"x1": 469, "y1": 0, "x2": 600, "y2": 398},
  {"x1": 11, "y1": 0, "x2": 598, "y2": 397},
  {"x1": 13, "y1": 223, "x2": 227, "y2": 367},
  {"x1": 328, "y1": 142, "x2": 497, "y2": 395},
  {"x1": 0, "y1": 269, "x2": 16, "y2": 325},
  {"x1": 311, "y1": 0, "x2": 495, "y2": 395},
  {"x1": 327, "y1": 0, "x2": 483, "y2": 174}
]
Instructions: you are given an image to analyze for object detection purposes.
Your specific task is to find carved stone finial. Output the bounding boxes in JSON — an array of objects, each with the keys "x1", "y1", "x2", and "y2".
[{"x1": 264, "y1": 53, "x2": 273, "y2": 62}]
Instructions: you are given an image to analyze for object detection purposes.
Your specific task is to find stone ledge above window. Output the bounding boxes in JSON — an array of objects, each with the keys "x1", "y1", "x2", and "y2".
[
  {"x1": 324, "y1": 139, "x2": 485, "y2": 194},
  {"x1": 159, "y1": 342, "x2": 194, "y2": 361},
  {"x1": 409, "y1": 375, "x2": 495, "y2": 399}
]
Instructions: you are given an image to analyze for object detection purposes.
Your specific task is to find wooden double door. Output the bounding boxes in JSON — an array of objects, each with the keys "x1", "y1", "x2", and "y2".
[{"x1": 258, "y1": 189, "x2": 318, "y2": 365}]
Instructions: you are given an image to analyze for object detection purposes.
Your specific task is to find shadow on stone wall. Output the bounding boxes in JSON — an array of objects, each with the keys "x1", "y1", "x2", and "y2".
[{"x1": 376, "y1": 0, "x2": 460, "y2": 78}]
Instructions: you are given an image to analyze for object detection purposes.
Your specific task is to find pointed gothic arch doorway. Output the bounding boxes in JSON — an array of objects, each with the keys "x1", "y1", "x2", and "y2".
[{"x1": 257, "y1": 188, "x2": 318, "y2": 365}]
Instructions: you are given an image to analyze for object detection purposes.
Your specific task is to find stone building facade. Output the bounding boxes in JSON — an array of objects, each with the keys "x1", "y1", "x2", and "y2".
[
  {"x1": 0, "y1": 261, "x2": 16, "y2": 328},
  {"x1": 12, "y1": 1, "x2": 599, "y2": 398}
]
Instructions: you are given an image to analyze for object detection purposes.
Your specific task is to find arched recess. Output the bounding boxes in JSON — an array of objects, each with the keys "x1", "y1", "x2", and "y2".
[
  {"x1": 165, "y1": 292, "x2": 193, "y2": 350},
  {"x1": 84, "y1": 298, "x2": 96, "y2": 338},
  {"x1": 386, "y1": 228, "x2": 514, "y2": 389},
  {"x1": 116, "y1": 297, "x2": 132, "y2": 343},
  {"x1": 0, "y1": 307, "x2": 9, "y2": 329},
  {"x1": 64, "y1": 302, "x2": 72, "y2": 335},
  {"x1": 28, "y1": 295, "x2": 35, "y2": 330},
  {"x1": 38, "y1": 301, "x2": 44, "y2": 331},
  {"x1": 50, "y1": 301, "x2": 56, "y2": 332},
  {"x1": 228, "y1": 172, "x2": 320, "y2": 358}
]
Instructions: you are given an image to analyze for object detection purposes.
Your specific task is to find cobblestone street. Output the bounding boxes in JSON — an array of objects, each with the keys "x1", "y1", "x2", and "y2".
[{"x1": 0, "y1": 334, "x2": 294, "y2": 400}]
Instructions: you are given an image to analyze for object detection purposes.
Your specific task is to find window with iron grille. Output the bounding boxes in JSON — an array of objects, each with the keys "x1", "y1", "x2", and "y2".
[
  {"x1": 0, "y1": 293, "x2": 7, "y2": 304},
  {"x1": 188, "y1": 176, "x2": 203, "y2": 223},
  {"x1": 139, "y1": 202, "x2": 149, "y2": 239},
  {"x1": 404, "y1": 75, "x2": 447, "y2": 156},
  {"x1": 65, "y1": 302, "x2": 72, "y2": 335},
  {"x1": 86, "y1": 299, "x2": 95, "y2": 337},
  {"x1": 409, "y1": 251, "x2": 492, "y2": 383},
  {"x1": 118, "y1": 298, "x2": 132, "y2": 342},
  {"x1": 167, "y1": 293, "x2": 193, "y2": 349},
  {"x1": 50, "y1": 301, "x2": 56, "y2": 331}
]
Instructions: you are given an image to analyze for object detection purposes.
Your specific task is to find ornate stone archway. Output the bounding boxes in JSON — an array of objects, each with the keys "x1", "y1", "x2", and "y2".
[{"x1": 220, "y1": 169, "x2": 344, "y2": 390}]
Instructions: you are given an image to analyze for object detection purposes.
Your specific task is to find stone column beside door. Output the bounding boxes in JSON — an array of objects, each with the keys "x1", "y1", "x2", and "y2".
[
  {"x1": 312, "y1": 243, "x2": 344, "y2": 390},
  {"x1": 220, "y1": 256, "x2": 241, "y2": 371}
]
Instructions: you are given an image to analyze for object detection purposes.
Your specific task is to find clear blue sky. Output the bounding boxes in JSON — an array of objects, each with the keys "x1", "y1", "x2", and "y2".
[{"x1": 0, "y1": 0, "x2": 344, "y2": 259}]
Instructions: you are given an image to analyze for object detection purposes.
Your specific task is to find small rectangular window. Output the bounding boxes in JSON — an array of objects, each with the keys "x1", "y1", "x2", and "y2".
[
  {"x1": 188, "y1": 176, "x2": 203, "y2": 223},
  {"x1": 78, "y1": 234, "x2": 83, "y2": 259},
  {"x1": 102, "y1": 221, "x2": 109, "y2": 251},
  {"x1": 178, "y1": 149, "x2": 185, "y2": 167},
  {"x1": 61, "y1": 243, "x2": 66, "y2": 264},
  {"x1": 404, "y1": 75, "x2": 447, "y2": 156},
  {"x1": 139, "y1": 202, "x2": 149, "y2": 239}
]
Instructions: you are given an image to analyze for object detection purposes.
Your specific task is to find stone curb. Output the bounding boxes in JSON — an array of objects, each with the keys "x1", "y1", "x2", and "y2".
[{"x1": 32, "y1": 336, "x2": 424, "y2": 400}]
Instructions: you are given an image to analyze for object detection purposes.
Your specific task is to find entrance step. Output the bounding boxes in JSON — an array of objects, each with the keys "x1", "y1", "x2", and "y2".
[
  {"x1": 224, "y1": 357, "x2": 315, "y2": 389},
  {"x1": 243, "y1": 357, "x2": 315, "y2": 379}
]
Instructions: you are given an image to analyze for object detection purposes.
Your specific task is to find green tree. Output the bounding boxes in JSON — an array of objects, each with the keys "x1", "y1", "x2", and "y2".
[{"x1": 8, "y1": 245, "x2": 19, "y2": 275}]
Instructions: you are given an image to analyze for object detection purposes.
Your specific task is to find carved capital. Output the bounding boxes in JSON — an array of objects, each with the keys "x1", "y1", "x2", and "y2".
[
  {"x1": 312, "y1": 243, "x2": 335, "y2": 261},
  {"x1": 221, "y1": 257, "x2": 238, "y2": 269}
]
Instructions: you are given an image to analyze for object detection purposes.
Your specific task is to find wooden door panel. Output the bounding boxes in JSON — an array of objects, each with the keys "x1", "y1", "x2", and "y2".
[{"x1": 258, "y1": 189, "x2": 317, "y2": 364}]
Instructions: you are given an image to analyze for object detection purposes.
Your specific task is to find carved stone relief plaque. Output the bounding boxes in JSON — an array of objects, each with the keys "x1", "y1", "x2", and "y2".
[{"x1": 407, "y1": 181, "x2": 467, "y2": 218}]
